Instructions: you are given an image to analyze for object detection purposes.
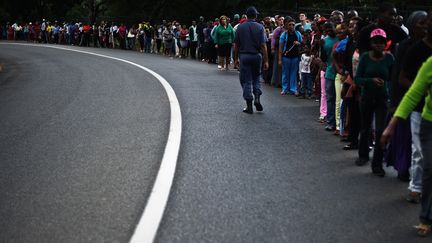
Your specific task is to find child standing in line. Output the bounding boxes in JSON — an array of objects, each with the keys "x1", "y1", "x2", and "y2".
[{"x1": 299, "y1": 44, "x2": 314, "y2": 99}]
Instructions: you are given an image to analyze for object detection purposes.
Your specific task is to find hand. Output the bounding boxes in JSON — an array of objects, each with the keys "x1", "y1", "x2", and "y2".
[
  {"x1": 271, "y1": 48, "x2": 275, "y2": 55},
  {"x1": 294, "y1": 41, "x2": 301, "y2": 46},
  {"x1": 380, "y1": 117, "x2": 398, "y2": 149},
  {"x1": 380, "y1": 126, "x2": 394, "y2": 150},
  {"x1": 234, "y1": 60, "x2": 240, "y2": 69},
  {"x1": 278, "y1": 60, "x2": 282, "y2": 66},
  {"x1": 263, "y1": 61, "x2": 269, "y2": 71},
  {"x1": 373, "y1": 78, "x2": 384, "y2": 87},
  {"x1": 215, "y1": 44, "x2": 219, "y2": 48}
]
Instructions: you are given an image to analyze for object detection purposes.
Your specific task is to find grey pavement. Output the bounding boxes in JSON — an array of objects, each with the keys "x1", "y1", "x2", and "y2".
[
  {"x1": 0, "y1": 44, "x2": 170, "y2": 242},
  {"x1": 0, "y1": 43, "x2": 425, "y2": 243}
]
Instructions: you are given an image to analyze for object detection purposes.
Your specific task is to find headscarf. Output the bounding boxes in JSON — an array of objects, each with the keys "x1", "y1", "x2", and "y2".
[{"x1": 406, "y1": 10, "x2": 428, "y2": 36}]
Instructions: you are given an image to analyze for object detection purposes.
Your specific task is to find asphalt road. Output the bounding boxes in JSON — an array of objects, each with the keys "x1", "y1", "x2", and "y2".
[
  {"x1": 0, "y1": 44, "x2": 170, "y2": 242},
  {"x1": 0, "y1": 43, "x2": 425, "y2": 243}
]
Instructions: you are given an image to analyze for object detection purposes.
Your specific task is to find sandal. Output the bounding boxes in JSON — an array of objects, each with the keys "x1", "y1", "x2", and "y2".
[{"x1": 414, "y1": 224, "x2": 431, "y2": 237}]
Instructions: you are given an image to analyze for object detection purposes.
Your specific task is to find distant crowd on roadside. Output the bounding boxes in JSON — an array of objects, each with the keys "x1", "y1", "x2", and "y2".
[{"x1": 2, "y1": 2, "x2": 432, "y2": 236}]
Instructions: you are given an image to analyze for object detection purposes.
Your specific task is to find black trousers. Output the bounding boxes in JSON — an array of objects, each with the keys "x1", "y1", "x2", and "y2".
[
  {"x1": 263, "y1": 41, "x2": 273, "y2": 83},
  {"x1": 346, "y1": 96, "x2": 360, "y2": 146},
  {"x1": 358, "y1": 97, "x2": 388, "y2": 168},
  {"x1": 420, "y1": 119, "x2": 432, "y2": 224},
  {"x1": 205, "y1": 42, "x2": 216, "y2": 63},
  {"x1": 156, "y1": 39, "x2": 162, "y2": 53},
  {"x1": 190, "y1": 41, "x2": 197, "y2": 59}
]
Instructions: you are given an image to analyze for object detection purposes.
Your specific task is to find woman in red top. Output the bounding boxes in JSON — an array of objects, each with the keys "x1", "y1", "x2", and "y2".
[{"x1": 179, "y1": 25, "x2": 189, "y2": 58}]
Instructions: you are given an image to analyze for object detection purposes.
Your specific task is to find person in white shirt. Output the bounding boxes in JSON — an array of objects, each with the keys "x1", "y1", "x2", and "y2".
[{"x1": 299, "y1": 44, "x2": 314, "y2": 99}]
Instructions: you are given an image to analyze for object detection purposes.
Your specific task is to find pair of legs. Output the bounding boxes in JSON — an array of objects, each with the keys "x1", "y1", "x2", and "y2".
[
  {"x1": 410, "y1": 112, "x2": 424, "y2": 195},
  {"x1": 325, "y1": 78, "x2": 336, "y2": 129},
  {"x1": 179, "y1": 40, "x2": 188, "y2": 57},
  {"x1": 271, "y1": 53, "x2": 282, "y2": 87},
  {"x1": 345, "y1": 96, "x2": 360, "y2": 147},
  {"x1": 163, "y1": 41, "x2": 172, "y2": 56},
  {"x1": 218, "y1": 43, "x2": 232, "y2": 70},
  {"x1": 218, "y1": 56, "x2": 231, "y2": 69},
  {"x1": 190, "y1": 41, "x2": 197, "y2": 59},
  {"x1": 417, "y1": 119, "x2": 432, "y2": 234},
  {"x1": 300, "y1": 72, "x2": 313, "y2": 97},
  {"x1": 358, "y1": 98, "x2": 387, "y2": 171},
  {"x1": 281, "y1": 57, "x2": 299, "y2": 94},
  {"x1": 239, "y1": 53, "x2": 263, "y2": 113},
  {"x1": 335, "y1": 74, "x2": 343, "y2": 131},
  {"x1": 320, "y1": 71, "x2": 327, "y2": 120}
]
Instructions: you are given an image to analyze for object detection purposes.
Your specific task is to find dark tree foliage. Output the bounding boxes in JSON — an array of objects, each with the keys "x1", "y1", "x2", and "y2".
[{"x1": 1, "y1": 0, "x2": 430, "y2": 24}]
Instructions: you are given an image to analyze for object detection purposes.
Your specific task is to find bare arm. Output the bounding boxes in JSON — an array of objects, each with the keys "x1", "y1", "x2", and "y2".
[
  {"x1": 234, "y1": 43, "x2": 239, "y2": 67},
  {"x1": 332, "y1": 47, "x2": 343, "y2": 75},
  {"x1": 261, "y1": 43, "x2": 269, "y2": 70}
]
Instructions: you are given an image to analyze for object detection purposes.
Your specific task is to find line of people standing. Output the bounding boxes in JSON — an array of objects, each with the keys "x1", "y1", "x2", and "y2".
[{"x1": 2, "y1": 4, "x2": 432, "y2": 236}]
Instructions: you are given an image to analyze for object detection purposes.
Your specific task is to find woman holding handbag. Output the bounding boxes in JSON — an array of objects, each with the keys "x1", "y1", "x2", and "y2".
[{"x1": 279, "y1": 17, "x2": 302, "y2": 95}]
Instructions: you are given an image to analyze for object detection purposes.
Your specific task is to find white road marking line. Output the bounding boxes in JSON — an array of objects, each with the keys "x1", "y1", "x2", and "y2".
[{"x1": 0, "y1": 43, "x2": 182, "y2": 243}]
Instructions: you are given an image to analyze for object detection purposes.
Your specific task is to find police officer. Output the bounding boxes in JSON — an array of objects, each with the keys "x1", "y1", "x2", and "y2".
[{"x1": 234, "y1": 6, "x2": 269, "y2": 114}]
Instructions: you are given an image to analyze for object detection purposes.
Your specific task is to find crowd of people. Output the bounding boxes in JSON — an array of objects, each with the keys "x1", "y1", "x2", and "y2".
[{"x1": 2, "y1": 2, "x2": 432, "y2": 237}]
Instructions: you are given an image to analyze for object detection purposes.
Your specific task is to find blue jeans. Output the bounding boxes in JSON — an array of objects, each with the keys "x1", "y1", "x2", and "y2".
[
  {"x1": 420, "y1": 119, "x2": 432, "y2": 224},
  {"x1": 325, "y1": 78, "x2": 336, "y2": 128},
  {"x1": 300, "y1": 72, "x2": 313, "y2": 97},
  {"x1": 410, "y1": 111, "x2": 424, "y2": 193},
  {"x1": 239, "y1": 53, "x2": 262, "y2": 101},
  {"x1": 281, "y1": 57, "x2": 299, "y2": 94}
]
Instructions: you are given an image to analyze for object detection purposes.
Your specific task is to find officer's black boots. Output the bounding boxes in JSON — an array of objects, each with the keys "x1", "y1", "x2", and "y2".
[
  {"x1": 254, "y1": 95, "x2": 263, "y2": 111},
  {"x1": 243, "y1": 100, "x2": 253, "y2": 114}
]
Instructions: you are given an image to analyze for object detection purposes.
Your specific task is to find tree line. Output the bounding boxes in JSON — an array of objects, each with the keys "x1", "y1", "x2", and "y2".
[{"x1": 1, "y1": 0, "x2": 430, "y2": 24}]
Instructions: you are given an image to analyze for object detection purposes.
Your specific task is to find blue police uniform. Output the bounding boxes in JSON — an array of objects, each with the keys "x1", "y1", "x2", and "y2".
[{"x1": 234, "y1": 19, "x2": 267, "y2": 103}]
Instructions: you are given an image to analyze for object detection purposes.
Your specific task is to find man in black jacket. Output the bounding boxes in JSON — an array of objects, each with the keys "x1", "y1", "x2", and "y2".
[{"x1": 358, "y1": 2, "x2": 407, "y2": 54}]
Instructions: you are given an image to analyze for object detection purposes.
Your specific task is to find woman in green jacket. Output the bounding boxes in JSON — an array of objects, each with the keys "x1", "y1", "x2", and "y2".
[
  {"x1": 213, "y1": 15, "x2": 235, "y2": 70},
  {"x1": 382, "y1": 56, "x2": 432, "y2": 237}
]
